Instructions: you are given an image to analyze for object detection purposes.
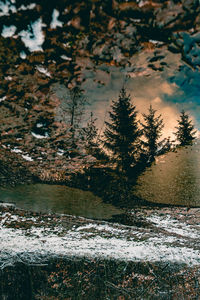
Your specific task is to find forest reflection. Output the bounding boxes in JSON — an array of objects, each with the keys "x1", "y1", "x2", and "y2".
[{"x1": 135, "y1": 140, "x2": 200, "y2": 207}]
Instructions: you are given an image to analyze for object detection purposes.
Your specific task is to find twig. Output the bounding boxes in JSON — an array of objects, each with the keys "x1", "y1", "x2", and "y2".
[
  {"x1": 105, "y1": 280, "x2": 135, "y2": 297},
  {"x1": 136, "y1": 262, "x2": 170, "y2": 298}
]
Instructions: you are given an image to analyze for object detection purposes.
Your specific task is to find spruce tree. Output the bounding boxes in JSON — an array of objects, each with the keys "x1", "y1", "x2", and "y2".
[
  {"x1": 104, "y1": 87, "x2": 142, "y2": 174},
  {"x1": 174, "y1": 110, "x2": 196, "y2": 146},
  {"x1": 84, "y1": 112, "x2": 98, "y2": 151},
  {"x1": 140, "y1": 105, "x2": 165, "y2": 162},
  {"x1": 83, "y1": 112, "x2": 106, "y2": 160}
]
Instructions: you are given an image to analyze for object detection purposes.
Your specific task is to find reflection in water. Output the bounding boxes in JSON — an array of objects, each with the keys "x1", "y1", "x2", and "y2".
[
  {"x1": 135, "y1": 140, "x2": 200, "y2": 207},
  {"x1": 0, "y1": 184, "x2": 121, "y2": 219}
]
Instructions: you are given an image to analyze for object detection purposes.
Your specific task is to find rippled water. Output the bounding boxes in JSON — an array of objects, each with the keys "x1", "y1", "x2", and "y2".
[
  {"x1": 0, "y1": 184, "x2": 121, "y2": 219},
  {"x1": 135, "y1": 140, "x2": 200, "y2": 207}
]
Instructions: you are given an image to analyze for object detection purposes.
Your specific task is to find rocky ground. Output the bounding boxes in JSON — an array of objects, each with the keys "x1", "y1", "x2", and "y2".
[{"x1": 0, "y1": 203, "x2": 199, "y2": 298}]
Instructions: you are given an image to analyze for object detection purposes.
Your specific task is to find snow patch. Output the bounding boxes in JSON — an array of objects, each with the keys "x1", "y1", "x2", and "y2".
[
  {"x1": 36, "y1": 123, "x2": 44, "y2": 128},
  {"x1": 76, "y1": 223, "x2": 136, "y2": 236},
  {"x1": 149, "y1": 39, "x2": 164, "y2": 45},
  {"x1": 61, "y1": 55, "x2": 72, "y2": 61},
  {"x1": 22, "y1": 154, "x2": 33, "y2": 162},
  {"x1": 11, "y1": 148, "x2": 22, "y2": 154},
  {"x1": 131, "y1": 19, "x2": 142, "y2": 23},
  {"x1": 5, "y1": 76, "x2": 12, "y2": 81},
  {"x1": 20, "y1": 51, "x2": 27, "y2": 59},
  {"x1": 31, "y1": 132, "x2": 49, "y2": 139},
  {"x1": 138, "y1": 1, "x2": 148, "y2": 8},
  {"x1": 36, "y1": 66, "x2": 51, "y2": 77},
  {"x1": 19, "y1": 18, "x2": 45, "y2": 52},
  {"x1": 0, "y1": 210, "x2": 200, "y2": 269},
  {"x1": 50, "y1": 9, "x2": 63, "y2": 29},
  {"x1": 147, "y1": 214, "x2": 200, "y2": 239},
  {"x1": 63, "y1": 42, "x2": 71, "y2": 48},
  {"x1": 0, "y1": 221, "x2": 199, "y2": 269},
  {"x1": 0, "y1": 203, "x2": 15, "y2": 208},
  {"x1": 10, "y1": 147, "x2": 33, "y2": 161},
  {"x1": 1, "y1": 25, "x2": 17, "y2": 38},
  {"x1": 18, "y1": 3, "x2": 36, "y2": 11},
  {"x1": 57, "y1": 149, "x2": 65, "y2": 156},
  {"x1": 0, "y1": 96, "x2": 6, "y2": 102},
  {"x1": 0, "y1": 0, "x2": 16, "y2": 16}
]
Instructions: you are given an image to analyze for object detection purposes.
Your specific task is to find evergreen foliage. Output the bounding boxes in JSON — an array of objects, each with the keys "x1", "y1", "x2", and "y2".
[
  {"x1": 140, "y1": 105, "x2": 165, "y2": 162},
  {"x1": 174, "y1": 110, "x2": 196, "y2": 146},
  {"x1": 158, "y1": 137, "x2": 172, "y2": 155},
  {"x1": 104, "y1": 87, "x2": 142, "y2": 173},
  {"x1": 83, "y1": 112, "x2": 107, "y2": 160},
  {"x1": 83, "y1": 112, "x2": 98, "y2": 151}
]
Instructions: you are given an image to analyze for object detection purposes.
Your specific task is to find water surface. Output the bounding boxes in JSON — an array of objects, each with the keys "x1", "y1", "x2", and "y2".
[
  {"x1": 135, "y1": 140, "x2": 200, "y2": 207},
  {"x1": 0, "y1": 184, "x2": 122, "y2": 219}
]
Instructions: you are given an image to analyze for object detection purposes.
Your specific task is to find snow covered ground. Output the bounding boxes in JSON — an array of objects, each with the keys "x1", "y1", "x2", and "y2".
[{"x1": 0, "y1": 205, "x2": 199, "y2": 269}]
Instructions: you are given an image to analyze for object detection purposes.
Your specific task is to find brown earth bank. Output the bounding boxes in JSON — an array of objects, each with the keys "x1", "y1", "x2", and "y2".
[
  {"x1": 0, "y1": 149, "x2": 36, "y2": 187},
  {"x1": 0, "y1": 146, "x2": 81, "y2": 187}
]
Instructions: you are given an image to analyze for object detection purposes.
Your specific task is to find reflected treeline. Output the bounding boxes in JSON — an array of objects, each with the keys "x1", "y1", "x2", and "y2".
[{"x1": 69, "y1": 87, "x2": 196, "y2": 206}]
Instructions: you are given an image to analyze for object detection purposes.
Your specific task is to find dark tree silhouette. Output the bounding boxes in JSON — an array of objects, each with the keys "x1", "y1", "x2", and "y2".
[
  {"x1": 159, "y1": 137, "x2": 172, "y2": 155},
  {"x1": 84, "y1": 113, "x2": 98, "y2": 150},
  {"x1": 68, "y1": 87, "x2": 86, "y2": 128},
  {"x1": 66, "y1": 86, "x2": 87, "y2": 149},
  {"x1": 140, "y1": 105, "x2": 165, "y2": 162},
  {"x1": 174, "y1": 110, "x2": 196, "y2": 146},
  {"x1": 83, "y1": 112, "x2": 107, "y2": 160},
  {"x1": 104, "y1": 87, "x2": 142, "y2": 174}
]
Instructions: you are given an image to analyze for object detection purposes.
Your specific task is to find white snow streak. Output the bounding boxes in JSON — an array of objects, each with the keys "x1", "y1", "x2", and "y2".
[
  {"x1": 21, "y1": 154, "x2": 33, "y2": 162},
  {"x1": 0, "y1": 96, "x2": 6, "y2": 102},
  {"x1": 11, "y1": 147, "x2": 22, "y2": 154},
  {"x1": 18, "y1": 3, "x2": 36, "y2": 11},
  {"x1": 61, "y1": 55, "x2": 72, "y2": 61},
  {"x1": 31, "y1": 132, "x2": 49, "y2": 139},
  {"x1": 147, "y1": 214, "x2": 200, "y2": 239},
  {"x1": 0, "y1": 211, "x2": 199, "y2": 269}
]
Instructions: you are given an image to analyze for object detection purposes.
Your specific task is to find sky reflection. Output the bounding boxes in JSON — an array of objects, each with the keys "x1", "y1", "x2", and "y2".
[{"x1": 83, "y1": 46, "x2": 199, "y2": 140}]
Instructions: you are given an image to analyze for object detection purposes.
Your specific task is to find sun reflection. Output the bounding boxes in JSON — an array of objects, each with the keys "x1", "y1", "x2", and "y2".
[{"x1": 135, "y1": 141, "x2": 200, "y2": 207}]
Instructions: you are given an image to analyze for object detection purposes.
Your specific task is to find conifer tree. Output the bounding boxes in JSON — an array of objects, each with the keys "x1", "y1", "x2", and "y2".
[
  {"x1": 140, "y1": 105, "x2": 165, "y2": 162},
  {"x1": 159, "y1": 137, "x2": 172, "y2": 155},
  {"x1": 84, "y1": 112, "x2": 98, "y2": 150},
  {"x1": 83, "y1": 112, "x2": 104, "y2": 159},
  {"x1": 104, "y1": 87, "x2": 142, "y2": 173},
  {"x1": 80, "y1": 112, "x2": 107, "y2": 162},
  {"x1": 174, "y1": 110, "x2": 196, "y2": 146}
]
